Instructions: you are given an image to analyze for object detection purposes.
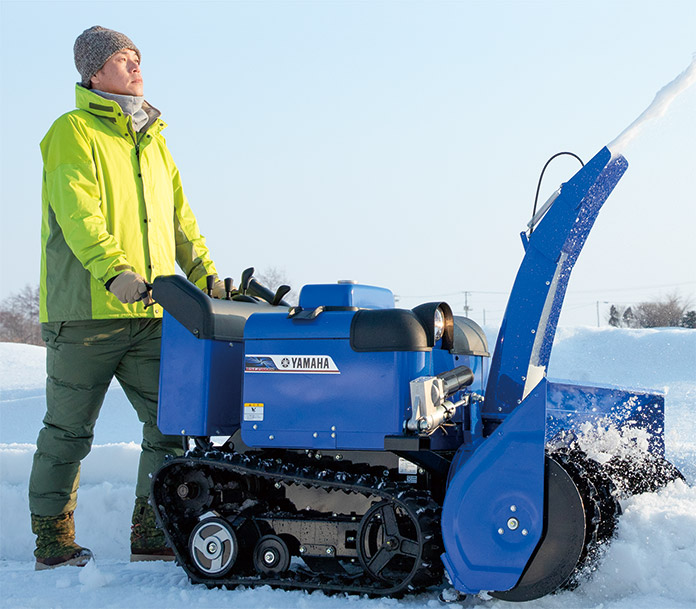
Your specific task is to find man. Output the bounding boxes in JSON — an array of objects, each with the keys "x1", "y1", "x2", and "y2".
[{"x1": 30, "y1": 26, "x2": 227, "y2": 570}]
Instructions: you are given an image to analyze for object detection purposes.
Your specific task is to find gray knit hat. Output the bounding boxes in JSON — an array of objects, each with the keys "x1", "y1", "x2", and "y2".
[{"x1": 74, "y1": 26, "x2": 141, "y2": 88}]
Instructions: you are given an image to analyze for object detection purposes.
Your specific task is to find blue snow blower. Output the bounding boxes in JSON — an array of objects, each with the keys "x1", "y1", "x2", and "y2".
[{"x1": 150, "y1": 146, "x2": 681, "y2": 601}]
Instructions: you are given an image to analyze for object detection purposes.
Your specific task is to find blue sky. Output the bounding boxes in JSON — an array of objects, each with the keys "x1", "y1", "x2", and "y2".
[{"x1": 1, "y1": 0, "x2": 694, "y2": 326}]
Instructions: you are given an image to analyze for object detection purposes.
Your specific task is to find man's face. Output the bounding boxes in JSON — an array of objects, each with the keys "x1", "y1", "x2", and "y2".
[{"x1": 90, "y1": 49, "x2": 143, "y2": 96}]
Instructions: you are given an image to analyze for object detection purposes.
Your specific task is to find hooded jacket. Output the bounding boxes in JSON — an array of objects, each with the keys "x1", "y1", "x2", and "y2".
[{"x1": 39, "y1": 85, "x2": 217, "y2": 322}]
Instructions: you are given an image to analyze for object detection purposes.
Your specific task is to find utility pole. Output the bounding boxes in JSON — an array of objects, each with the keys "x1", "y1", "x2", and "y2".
[
  {"x1": 463, "y1": 291, "x2": 472, "y2": 317},
  {"x1": 596, "y1": 301, "x2": 609, "y2": 327}
]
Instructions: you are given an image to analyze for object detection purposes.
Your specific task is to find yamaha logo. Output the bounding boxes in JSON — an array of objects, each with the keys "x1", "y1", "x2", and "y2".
[{"x1": 245, "y1": 354, "x2": 340, "y2": 374}]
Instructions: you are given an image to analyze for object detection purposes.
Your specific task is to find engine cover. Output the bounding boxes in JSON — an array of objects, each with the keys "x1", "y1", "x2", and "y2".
[{"x1": 242, "y1": 308, "x2": 431, "y2": 450}]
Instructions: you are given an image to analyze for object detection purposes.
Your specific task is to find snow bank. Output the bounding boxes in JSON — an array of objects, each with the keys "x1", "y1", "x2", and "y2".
[
  {"x1": 548, "y1": 325, "x2": 696, "y2": 388},
  {"x1": 0, "y1": 342, "x2": 46, "y2": 399},
  {"x1": 582, "y1": 480, "x2": 696, "y2": 603},
  {"x1": 0, "y1": 442, "x2": 140, "y2": 486}
]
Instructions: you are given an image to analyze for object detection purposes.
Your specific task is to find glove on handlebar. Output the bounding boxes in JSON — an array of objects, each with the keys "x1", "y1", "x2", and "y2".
[{"x1": 108, "y1": 271, "x2": 152, "y2": 305}]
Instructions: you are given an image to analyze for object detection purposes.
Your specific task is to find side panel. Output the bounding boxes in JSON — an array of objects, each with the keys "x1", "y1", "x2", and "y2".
[
  {"x1": 241, "y1": 338, "x2": 428, "y2": 450},
  {"x1": 158, "y1": 312, "x2": 242, "y2": 436},
  {"x1": 441, "y1": 380, "x2": 547, "y2": 594}
]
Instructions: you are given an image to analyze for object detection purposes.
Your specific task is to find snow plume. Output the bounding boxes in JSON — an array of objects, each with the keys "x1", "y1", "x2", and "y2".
[
  {"x1": 570, "y1": 417, "x2": 652, "y2": 465},
  {"x1": 551, "y1": 416, "x2": 688, "y2": 502},
  {"x1": 608, "y1": 54, "x2": 696, "y2": 156}
]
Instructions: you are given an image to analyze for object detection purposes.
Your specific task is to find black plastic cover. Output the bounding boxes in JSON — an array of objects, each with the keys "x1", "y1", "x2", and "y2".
[
  {"x1": 438, "y1": 365, "x2": 475, "y2": 395},
  {"x1": 384, "y1": 435, "x2": 431, "y2": 451},
  {"x1": 349, "y1": 309, "x2": 430, "y2": 352},
  {"x1": 152, "y1": 275, "x2": 280, "y2": 341},
  {"x1": 451, "y1": 316, "x2": 490, "y2": 357}
]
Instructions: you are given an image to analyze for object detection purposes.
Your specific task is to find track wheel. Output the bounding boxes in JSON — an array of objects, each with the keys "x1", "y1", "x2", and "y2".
[
  {"x1": 491, "y1": 457, "x2": 587, "y2": 602},
  {"x1": 357, "y1": 500, "x2": 422, "y2": 584},
  {"x1": 188, "y1": 517, "x2": 238, "y2": 577},
  {"x1": 253, "y1": 535, "x2": 291, "y2": 576},
  {"x1": 174, "y1": 468, "x2": 213, "y2": 513},
  {"x1": 603, "y1": 454, "x2": 685, "y2": 497}
]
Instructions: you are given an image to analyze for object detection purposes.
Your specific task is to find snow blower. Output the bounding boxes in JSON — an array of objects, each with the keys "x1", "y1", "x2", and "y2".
[{"x1": 148, "y1": 146, "x2": 682, "y2": 601}]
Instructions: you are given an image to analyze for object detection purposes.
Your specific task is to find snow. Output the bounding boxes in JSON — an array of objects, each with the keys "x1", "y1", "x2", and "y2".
[
  {"x1": 608, "y1": 55, "x2": 696, "y2": 156},
  {"x1": 1, "y1": 326, "x2": 695, "y2": 609}
]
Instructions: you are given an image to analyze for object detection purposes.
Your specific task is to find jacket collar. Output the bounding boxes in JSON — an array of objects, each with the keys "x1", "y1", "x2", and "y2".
[{"x1": 75, "y1": 84, "x2": 166, "y2": 136}]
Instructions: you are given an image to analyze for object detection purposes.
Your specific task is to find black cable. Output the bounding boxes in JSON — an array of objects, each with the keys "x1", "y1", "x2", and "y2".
[{"x1": 529, "y1": 152, "x2": 584, "y2": 234}]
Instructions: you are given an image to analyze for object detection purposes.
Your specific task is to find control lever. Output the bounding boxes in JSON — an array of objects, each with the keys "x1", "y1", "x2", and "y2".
[
  {"x1": 240, "y1": 267, "x2": 254, "y2": 296},
  {"x1": 224, "y1": 277, "x2": 234, "y2": 300},
  {"x1": 142, "y1": 282, "x2": 155, "y2": 308},
  {"x1": 206, "y1": 275, "x2": 215, "y2": 297},
  {"x1": 272, "y1": 285, "x2": 291, "y2": 306}
]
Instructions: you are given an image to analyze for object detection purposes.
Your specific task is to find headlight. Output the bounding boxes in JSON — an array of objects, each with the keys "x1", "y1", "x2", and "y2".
[
  {"x1": 412, "y1": 302, "x2": 452, "y2": 348},
  {"x1": 434, "y1": 307, "x2": 445, "y2": 342}
]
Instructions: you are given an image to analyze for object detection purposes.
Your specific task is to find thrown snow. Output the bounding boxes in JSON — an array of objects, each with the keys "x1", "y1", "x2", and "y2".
[
  {"x1": 608, "y1": 54, "x2": 696, "y2": 156},
  {"x1": 1, "y1": 326, "x2": 694, "y2": 609}
]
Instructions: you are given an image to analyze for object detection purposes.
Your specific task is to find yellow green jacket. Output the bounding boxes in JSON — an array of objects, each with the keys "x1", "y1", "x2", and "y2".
[{"x1": 40, "y1": 85, "x2": 216, "y2": 322}]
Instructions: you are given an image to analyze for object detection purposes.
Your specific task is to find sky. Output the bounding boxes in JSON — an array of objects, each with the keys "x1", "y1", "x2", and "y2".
[{"x1": 0, "y1": 0, "x2": 694, "y2": 327}]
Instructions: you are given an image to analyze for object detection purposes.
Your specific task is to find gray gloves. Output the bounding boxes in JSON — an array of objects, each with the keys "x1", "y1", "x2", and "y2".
[
  {"x1": 109, "y1": 272, "x2": 229, "y2": 305},
  {"x1": 108, "y1": 271, "x2": 152, "y2": 305}
]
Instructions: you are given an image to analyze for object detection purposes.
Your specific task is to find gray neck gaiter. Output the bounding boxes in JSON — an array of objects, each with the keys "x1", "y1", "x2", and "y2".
[{"x1": 92, "y1": 89, "x2": 149, "y2": 132}]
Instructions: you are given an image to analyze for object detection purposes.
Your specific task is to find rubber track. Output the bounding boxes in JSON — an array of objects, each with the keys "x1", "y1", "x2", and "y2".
[
  {"x1": 551, "y1": 449, "x2": 621, "y2": 588},
  {"x1": 151, "y1": 448, "x2": 444, "y2": 596}
]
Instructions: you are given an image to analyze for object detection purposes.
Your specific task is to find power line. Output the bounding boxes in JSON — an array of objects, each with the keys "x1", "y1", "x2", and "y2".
[
  {"x1": 565, "y1": 281, "x2": 696, "y2": 294},
  {"x1": 396, "y1": 281, "x2": 695, "y2": 300},
  {"x1": 394, "y1": 289, "x2": 509, "y2": 299}
]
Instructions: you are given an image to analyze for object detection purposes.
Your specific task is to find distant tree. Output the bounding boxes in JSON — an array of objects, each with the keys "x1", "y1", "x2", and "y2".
[
  {"x1": 623, "y1": 306, "x2": 639, "y2": 328},
  {"x1": 0, "y1": 285, "x2": 42, "y2": 345},
  {"x1": 606, "y1": 304, "x2": 638, "y2": 328},
  {"x1": 633, "y1": 293, "x2": 692, "y2": 328},
  {"x1": 605, "y1": 296, "x2": 695, "y2": 329},
  {"x1": 255, "y1": 267, "x2": 298, "y2": 306},
  {"x1": 608, "y1": 305, "x2": 621, "y2": 327},
  {"x1": 682, "y1": 310, "x2": 696, "y2": 329}
]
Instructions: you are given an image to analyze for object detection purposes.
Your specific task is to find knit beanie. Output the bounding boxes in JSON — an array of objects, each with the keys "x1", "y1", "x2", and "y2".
[{"x1": 74, "y1": 26, "x2": 141, "y2": 88}]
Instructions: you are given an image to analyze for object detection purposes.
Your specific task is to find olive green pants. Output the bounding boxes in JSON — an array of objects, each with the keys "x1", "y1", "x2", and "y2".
[{"x1": 29, "y1": 319, "x2": 183, "y2": 517}]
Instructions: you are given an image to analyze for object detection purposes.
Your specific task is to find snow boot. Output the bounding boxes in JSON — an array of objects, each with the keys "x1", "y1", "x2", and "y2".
[
  {"x1": 31, "y1": 512, "x2": 93, "y2": 570},
  {"x1": 130, "y1": 496, "x2": 175, "y2": 562}
]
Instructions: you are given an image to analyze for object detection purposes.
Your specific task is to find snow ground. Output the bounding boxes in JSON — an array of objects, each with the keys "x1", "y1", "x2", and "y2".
[{"x1": 1, "y1": 327, "x2": 694, "y2": 609}]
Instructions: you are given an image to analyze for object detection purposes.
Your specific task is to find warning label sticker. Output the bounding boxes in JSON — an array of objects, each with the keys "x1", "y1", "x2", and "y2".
[
  {"x1": 245, "y1": 355, "x2": 340, "y2": 374},
  {"x1": 244, "y1": 403, "x2": 264, "y2": 421},
  {"x1": 398, "y1": 457, "x2": 418, "y2": 475}
]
